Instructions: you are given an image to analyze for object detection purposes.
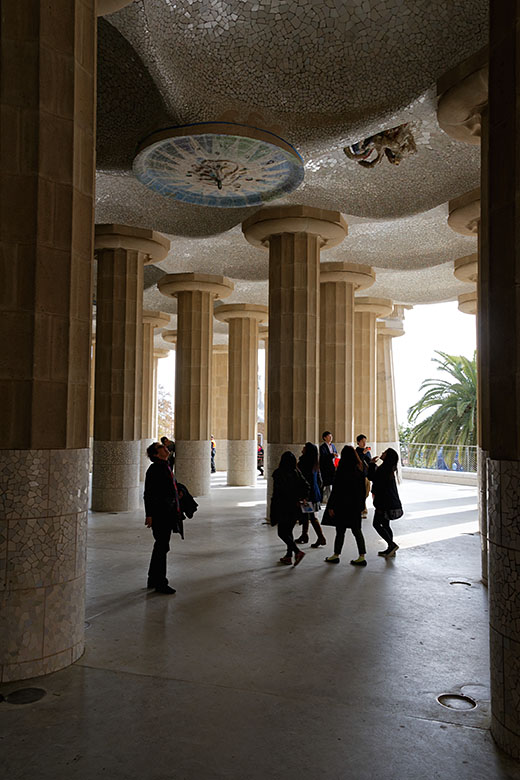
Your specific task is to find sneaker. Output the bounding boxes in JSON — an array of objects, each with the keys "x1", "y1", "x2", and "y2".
[
  {"x1": 280, "y1": 555, "x2": 293, "y2": 565},
  {"x1": 325, "y1": 555, "x2": 340, "y2": 564},
  {"x1": 155, "y1": 585, "x2": 176, "y2": 594},
  {"x1": 350, "y1": 558, "x2": 367, "y2": 567},
  {"x1": 293, "y1": 550, "x2": 306, "y2": 567},
  {"x1": 310, "y1": 538, "x2": 327, "y2": 548},
  {"x1": 380, "y1": 543, "x2": 399, "y2": 558}
]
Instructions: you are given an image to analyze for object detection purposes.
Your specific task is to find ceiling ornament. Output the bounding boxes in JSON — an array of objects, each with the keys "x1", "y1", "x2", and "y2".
[
  {"x1": 133, "y1": 122, "x2": 304, "y2": 208},
  {"x1": 343, "y1": 123, "x2": 417, "y2": 168}
]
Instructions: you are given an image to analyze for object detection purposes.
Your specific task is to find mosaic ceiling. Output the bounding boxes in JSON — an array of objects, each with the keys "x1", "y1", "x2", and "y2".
[{"x1": 95, "y1": 0, "x2": 487, "y2": 335}]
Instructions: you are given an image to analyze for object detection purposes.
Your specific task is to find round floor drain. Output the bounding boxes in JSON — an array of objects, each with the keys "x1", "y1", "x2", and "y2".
[
  {"x1": 437, "y1": 693, "x2": 477, "y2": 710},
  {"x1": 450, "y1": 581, "x2": 472, "y2": 586},
  {"x1": 6, "y1": 688, "x2": 47, "y2": 705}
]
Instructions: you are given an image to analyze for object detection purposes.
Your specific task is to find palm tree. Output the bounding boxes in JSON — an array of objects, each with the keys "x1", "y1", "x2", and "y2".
[{"x1": 406, "y1": 351, "x2": 477, "y2": 467}]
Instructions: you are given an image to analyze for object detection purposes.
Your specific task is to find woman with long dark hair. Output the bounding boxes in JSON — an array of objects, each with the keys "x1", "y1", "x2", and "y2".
[
  {"x1": 270, "y1": 451, "x2": 310, "y2": 567},
  {"x1": 368, "y1": 447, "x2": 403, "y2": 558},
  {"x1": 323, "y1": 445, "x2": 367, "y2": 566},
  {"x1": 296, "y1": 442, "x2": 327, "y2": 547}
]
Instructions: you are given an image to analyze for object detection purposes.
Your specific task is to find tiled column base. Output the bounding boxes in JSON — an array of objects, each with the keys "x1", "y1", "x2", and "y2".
[
  {"x1": 0, "y1": 449, "x2": 88, "y2": 682},
  {"x1": 140, "y1": 438, "x2": 154, "y2": 482},
  {"x1": 227, "y1": 440, "x2": 257, "y2": 486},
  {"x1": 265, "y1": 442, "x2": 304, "y2": 520},
  {"x1": 175, "y1": 440, "x2": 210, "y2": 497},
  {"x1": 488, "y1": 458, "x2": 520, "y2": 758},
  {"x1": 478, "y1": 447, "x2": 488, "y2": 585},
  {"x1": 214, "y1": 439, "x2": 228, "y2": 471},
  {"x1": 91, "y1": 440, "x2": 140, "y2": 512}
]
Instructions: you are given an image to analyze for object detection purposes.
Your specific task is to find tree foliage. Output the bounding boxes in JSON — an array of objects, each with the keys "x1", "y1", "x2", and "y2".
[
  {"x1": 407, "y1": 351, "x2": 477, "y2": 446},
  {"x1": 157, "y1": 383, "x2": 174, "y2": 438}
]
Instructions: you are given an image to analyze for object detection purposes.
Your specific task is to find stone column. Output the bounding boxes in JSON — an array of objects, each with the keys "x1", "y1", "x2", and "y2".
[
  {"x1": 259, "y1": 325, "x2": 268, "y2": 443},
  {"x1": 89, "y1": 335, "x2": 96, "y2": 472},
  {"x1": 158, "y1": 273, "x2": 234, "y2": 496},
  {"x1": 140, "y1": 310, "x2": 170, "y2": 480},
  {"x1": 0, "y1": 0, "x2": 96, "y2": 681},
  {"x1": 353, "y1": 297, "x2": 393, "y2": 447},
  {"x1": 243, "y1": 205, "x2": 348, "y2": 500},
  {"x1": 487, "y1": 6, "x2": 520, "y2": 757},
  {"x1": 320, "y1": 262, "x2": 375, "y2": 450},
  {"x1": 376, "y1": 311, "x2": 405, "y2": 455},
  {"x1": 211, "y1": 345, "x2": 229, "y2": 471},
  {"x1": 92, "y1": 225, "x2": 170, "y2": 511},
  {"x1": 214, "y1": 304, "x2": 268, "y2": 485},
  {"x1": 153, "y1": 347, "x2": 172, "y2": 440}
]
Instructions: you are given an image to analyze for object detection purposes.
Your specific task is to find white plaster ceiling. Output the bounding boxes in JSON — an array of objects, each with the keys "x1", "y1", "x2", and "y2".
[{"x1": 95, "y1": 0, "x2": 487, "y2": 334}]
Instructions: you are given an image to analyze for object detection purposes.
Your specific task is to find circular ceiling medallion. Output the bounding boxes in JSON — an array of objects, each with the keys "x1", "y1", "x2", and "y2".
[{"x1": 133, "y1": 122, "x2": 304, "y2": 208}]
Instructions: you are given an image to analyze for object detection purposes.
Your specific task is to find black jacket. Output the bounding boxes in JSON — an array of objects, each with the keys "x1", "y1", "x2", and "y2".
[
  {"x1": 144, "y1": 459, "x2": 184, "y2": 538},
  {"x1": 319, "y1": 442, "x2": 337, "y2": 486},
  {"x1": 270, "y1": 467, "x2": 309, "y2": 526},
  {"x1": 323, "y1": 467, "x2": 366, "y2": 528},
  {"x1": 355, "y1": 446, "x2": 372, "y2": 475},
  {"x1": 368, "y1": 462, "x2": 402, "y2": 512}
]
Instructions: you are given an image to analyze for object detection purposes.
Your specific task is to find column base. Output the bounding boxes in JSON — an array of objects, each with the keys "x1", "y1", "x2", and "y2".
[
  {"x1": 91, "y1": 440, "x2": 140, "y2": 512},
  {"x1": 227, "y1": 440, "x2": 257, "y2": 486},
  {"x1": 140, "y1": 438, "x2": 154, "y2": 482},
  {"x1": 175, "y1": 440, "x2": 210, "y2": 497},
  {"x1": 214, "y1": 438, "x2": 228, "y2": 471},
  {"x1": 265, "y1": 442, "x2": 305, "y2": 520},
  {"x1": 0, "y1": 448, "x2": 88, "y2": 682}
]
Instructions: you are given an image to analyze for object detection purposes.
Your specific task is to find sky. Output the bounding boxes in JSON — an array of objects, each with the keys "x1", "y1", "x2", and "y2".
[{"x1": 157, "y1": 300, "x2": 477, "y2": 431}]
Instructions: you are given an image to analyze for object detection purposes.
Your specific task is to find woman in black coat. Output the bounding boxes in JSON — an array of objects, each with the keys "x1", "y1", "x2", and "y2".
[
  {"x1": 270, "y1": 451, "x2": 310, "y2": 567},
  {"x1": 368, "y1": 447, "x2": 403, "y2": 558},
  {"x1": 323, "y1": 445, "x2": 368, "y2": 567},
  {"x1": 296, "y1": 442, "x2": 327, "y2": 547}
]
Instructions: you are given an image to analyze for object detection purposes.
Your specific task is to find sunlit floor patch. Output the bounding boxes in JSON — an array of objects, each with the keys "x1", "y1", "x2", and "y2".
[{"x1": 395, "y1": 520, "x2": 479, "y2": 550}]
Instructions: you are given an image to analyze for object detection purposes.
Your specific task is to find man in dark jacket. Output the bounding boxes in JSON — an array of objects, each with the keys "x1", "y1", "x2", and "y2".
[
  {"x1": 356, "y1": 434, "x2": 372, "y2": 518},
  {"x1": 319, "y1": 431, "x2": 337, "y2": 502},
  {"x1": 144, "y1": 441, "x2": 183, "y2": 595}
]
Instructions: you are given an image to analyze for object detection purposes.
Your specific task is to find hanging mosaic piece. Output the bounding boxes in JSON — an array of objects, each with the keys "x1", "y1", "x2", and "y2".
[
  {"x1": 133, "y1": 122, "x2": 304, "y2": 208},
  {"x1": 344, "y1": 123, "x2": 417, "y2": 168}
]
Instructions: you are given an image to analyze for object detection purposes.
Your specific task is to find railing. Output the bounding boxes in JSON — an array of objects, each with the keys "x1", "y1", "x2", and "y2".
[{"x1": 399, "y1": 442, "x2": 477, "y2": 473}]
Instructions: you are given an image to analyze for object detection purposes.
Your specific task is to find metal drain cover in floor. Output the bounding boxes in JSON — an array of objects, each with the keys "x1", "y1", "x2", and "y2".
[
  {"x1": 437, "y1": 693, "x2": 477, "y2": 710},
  {"x1": 6, "y1": 688, "x2": 46, "y2": 705}
]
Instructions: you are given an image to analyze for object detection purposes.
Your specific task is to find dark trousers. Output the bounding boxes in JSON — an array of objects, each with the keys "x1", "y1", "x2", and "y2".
[
  {"x1": 278, "y1": 518, "x2": 299, "y2": 556},
  {"x1": 334, "y1": 524, "x2": 366, "y2": 556},
  {"x1": 148, "y1": 523, "x2": 172, "y2": 587},
  {"x1": 372, "y1": 510, "x2": 393, "y2": 545}
]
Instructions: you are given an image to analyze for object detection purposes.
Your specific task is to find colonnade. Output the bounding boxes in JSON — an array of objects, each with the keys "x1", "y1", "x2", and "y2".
[{"x1": 3, "y1": 2, "x2": 520, "y2": 761}]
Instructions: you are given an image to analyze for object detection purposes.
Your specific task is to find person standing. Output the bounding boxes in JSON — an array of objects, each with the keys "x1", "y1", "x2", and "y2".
[
  {"x1": 368, "y1": 447, "x2": 403, "y2": 558},
  {"x1": 319, "y1": 431, "x2": 338, "y2": 502},
  {"x1": 160, "y1": 435, "x2": 176, "y2": 470},
  {"x1": 144, "y1": 441, "x2": 184, "y2": 594},
  {"x1": 270, "y1": 451, "x2": 309, "y2": 567},
  {"x1": 355, "y1": 433, "x2": 372, "y2": 518},
  {"x1": 323, "y1": 445, "x2": 368, "y2": 566},
  {"x1": 210, "y1": 435, "x2": 216, "y2": 473},
  {"x1": 296, "y1": 442, "x2": 327, "y2": 547}
]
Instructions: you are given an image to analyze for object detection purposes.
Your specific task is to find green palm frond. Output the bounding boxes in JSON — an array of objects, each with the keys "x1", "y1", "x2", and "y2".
[{"x1": 407, "y1": 351, "x2": 477, "y2": 447}]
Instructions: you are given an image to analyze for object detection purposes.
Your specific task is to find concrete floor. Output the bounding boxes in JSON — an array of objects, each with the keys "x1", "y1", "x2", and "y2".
[{"x1": 2, "y1": 475, "x2": 520, "y2": 780}]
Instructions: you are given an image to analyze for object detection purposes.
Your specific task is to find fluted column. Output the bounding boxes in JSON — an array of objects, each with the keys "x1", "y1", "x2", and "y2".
[
  {"x1": 211, "y1": 345, "x2": 229, "y2": 471},
  {"x1": 158, "y1": 273, "x2": 234, "y2": 495},
  {"x1": 89, "y1": 335, "x2": 96, "y2": 472},
  {"x1": 92, "y1": 225, "x2": 170, "y2": 511},
  {"x1": 0, "y1": 0, "x2": 96, "y2": 681},
  {"x1": 243, "y1": 205, "x2": 347, "y2": 504},
  {"x1": 214, "y1": 304, "x2": 268, "y2": 485},
  {"x1": 153, "y1": 347, "x2": 172, "y2": 440},
  {"x1": 320, "y1": 262, "x2": 375, "y2": 449},
  {"x1": 376, "y1": 311, "x2": 405, "y2": 455},
  {"x1": 259, "y1": 325, "x2": 269, "y2": 442},
  {"x1": 140, "y1": 311, "x2": 170, "y2": 480},
  {"x1": 487, "y1": 7, "x2": 520, "y2": 757},
  {"x1": 353, "y1": 297, "x2": 393, "y2": 447}
]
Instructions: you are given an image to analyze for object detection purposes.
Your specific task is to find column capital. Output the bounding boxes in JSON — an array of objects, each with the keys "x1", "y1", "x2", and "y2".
[
  {"x1": 214, "y1": 303, "x2": 268, "y2": 324},
  {"x1": 458, "y1": 290, "x2": 477, "y2": 315},
  {"x1": 437, "y1": 48, "x2": 488, "y2": 144},
  {"x1": 154, "y1": 348, "x2": 171, "y2": 359},
  {"x1": 258, "y1": 325, "x2": 269, "y2": 342},
  {"x1": 377, "y1": 319, "x2": 405, "y2": 338},
  {"x1": 95, "y1": 224, "x2": 170, "y2": 264},
  {"x1": 447, "y1": 189, "x2": 481, "y2": 235},
  {"x1": 355, "y1": 297, "x2": 393, "y2": 318},
  {"x1": 158, "y1": 272, "x2": 234, "y2": 299},
  {"x1": 242, "y1": 205, "x2": 348, "y2": 249},
  {"x1": 142, "y1": 310, "x2": 171, "y2": 329},
  {"x1": 162, "y1": 330, "x2": 177, "y2": 344},
  {"x1": 454, "y1": 253, "x2": 478, "y2": 283},
  {"x1": 320, "y1": 261, "x2": 375, "y2": 290}
]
